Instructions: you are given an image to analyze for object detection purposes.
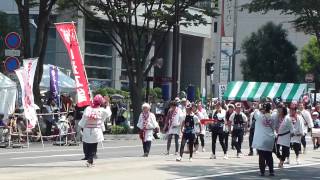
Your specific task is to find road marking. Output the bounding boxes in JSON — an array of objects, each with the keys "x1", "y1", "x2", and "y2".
[
  {"x1": 175, "y1": 162, "x2": 320, "y2": 180},
  {"x1": 0, "y1": 144, "x2": 166, "y2": 156},
  {"x1": 11, "y1": 154, "x2": 83, "y2": 160}
]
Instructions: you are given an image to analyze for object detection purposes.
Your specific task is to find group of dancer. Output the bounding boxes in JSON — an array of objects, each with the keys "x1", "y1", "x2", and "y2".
[
  {"x1": 78, "y1": 94, "x2": 320, "y2": 176},
  {"x1": 136, "y1": 97, "x2": 320, "y2": 177}
]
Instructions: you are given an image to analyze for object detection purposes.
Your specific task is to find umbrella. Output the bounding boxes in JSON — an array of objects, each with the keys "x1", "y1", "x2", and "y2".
[{"x1": 111, "y1": 94, "x2": 124, "y2": 100}]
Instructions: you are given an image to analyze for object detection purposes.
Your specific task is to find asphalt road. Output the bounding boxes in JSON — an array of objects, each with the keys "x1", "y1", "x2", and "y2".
[{"x1": 0, "y1": 135, "x2": 319, "y2": 180}]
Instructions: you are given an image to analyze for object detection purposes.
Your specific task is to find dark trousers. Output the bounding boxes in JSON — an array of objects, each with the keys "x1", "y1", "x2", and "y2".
[
  {"x1": 276, "y1": 145, "x2": 290, "y2": 161},
  {"x1": 292, "y1": 142, "x2": 301, "y2": 156},
  {"x1": 83, "y1": 142, "x2": 97, "y2": 158},
  {"x1": 212, "y1": 131, "x2": 227, "y2": 154},
  {"x1": 167, "y1": 134, "x2": 179, "y2": 153},
  {"x1": 180, "y1": 133, "x2": 195, "y2": 158},
  {"x1": 85, "y1": 143, "x2": 98, "y2": 164},
  {"x1": 301, "y1": 135, "x2": 306, "y2": 149},
  {"x1": 257, "y1": 150, "x2": 274, "y2": 175},
  {"x1": 45, "y1": 120, "x2": 53, "y2": 136},
  {"x1": 143, "y1": 141, "x2": 152, "y2": 155},
  {"x1": 224, "y1": 132, "x2": 229, "y2": 150},
  {"x1": 194, "y1": 134, "x2": 205, "y2": 147},
  {"x1": 249, "y1": 129, "x2": 254, "y2": 153},
  {"x1": 232, "y1": 129, "x2": 244, "y2": 153}
]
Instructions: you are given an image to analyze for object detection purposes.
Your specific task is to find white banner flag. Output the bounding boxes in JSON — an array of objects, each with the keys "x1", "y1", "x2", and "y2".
[{"x1": 15, "y1": 58, "x2": 39, "y2": 128}]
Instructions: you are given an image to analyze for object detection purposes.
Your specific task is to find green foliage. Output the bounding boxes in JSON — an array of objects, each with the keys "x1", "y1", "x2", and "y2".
[
  {"x1": 195, "y1": 87, "x2": 201, "y2": 101},
  {"x1": 110, "y1": 125, "x2": 130, "y2": 134},
  {"x1": 94, "y1": 87, "x2": 129, "y2": 99},
  {"x1": 242, "y1": 0, "x2": 320, "y2": 47},
  {"x1": 241, "y1": 22, "x2": 300, "y2": 82},
  {"x1": 300, "y1": 36, "x2": 320, "y2": 74}
]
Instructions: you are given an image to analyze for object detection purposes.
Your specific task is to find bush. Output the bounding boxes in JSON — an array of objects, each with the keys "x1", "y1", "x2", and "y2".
[
  {"x1": 110, "y1": 125, "x2": 130, "y2": 134},
  {"x1": 94, "y1": 87, "x2": 130, "y2": 99}
]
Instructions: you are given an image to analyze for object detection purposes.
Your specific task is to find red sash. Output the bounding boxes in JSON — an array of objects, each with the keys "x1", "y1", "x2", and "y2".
[{"x1": 140, "y1": 112, "x2": 149, "y2": 141}]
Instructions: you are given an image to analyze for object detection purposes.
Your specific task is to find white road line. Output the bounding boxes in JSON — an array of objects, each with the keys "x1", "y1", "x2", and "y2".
[
  {"x1": 175, "y1": 162, "x2": 320, "y2": 180},
  {"x1": 0, "y1": 144, "x2": 166, "y2": 156},
  {"x1": 11, "y1": 154, "x2": 83, "y2": 160}
]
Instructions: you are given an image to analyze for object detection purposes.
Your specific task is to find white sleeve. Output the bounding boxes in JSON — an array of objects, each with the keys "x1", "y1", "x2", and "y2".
[
  {"x1": 78, "y1": 107, "x2": 88, "y2": 128},
  {"x1": 151, "y1": 113, "x2": 159, "y2": 129},
  {"x1": 137, "y1": 114, "x2": 143, "y2": 130},
  {"x1": 242, "y1": 113, "x2": 248, "y2": 122},
  {"x1": 229, "y1": 112, "x2": 235, "y2": 125},
  {"x1": 306, "y1": 111, "x2": 314, "y2": 128}
]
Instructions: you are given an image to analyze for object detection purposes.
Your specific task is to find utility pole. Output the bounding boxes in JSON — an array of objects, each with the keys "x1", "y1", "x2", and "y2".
[{"x1": 171, "y1": 0, "x2": 180, "y2": 99}]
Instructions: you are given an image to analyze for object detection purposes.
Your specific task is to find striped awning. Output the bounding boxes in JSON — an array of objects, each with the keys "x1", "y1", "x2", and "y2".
[{"x1": 222, "y1": 81, "x2": 307, "y2": 102}]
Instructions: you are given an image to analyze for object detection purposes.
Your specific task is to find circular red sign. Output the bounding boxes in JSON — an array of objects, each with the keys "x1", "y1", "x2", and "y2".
[
  {"x1": 5, "y1": 32, "x2": 21, "y2": 49},
  {"x1": 4, "y1": 56, "x2": 20, "y2": 73}
]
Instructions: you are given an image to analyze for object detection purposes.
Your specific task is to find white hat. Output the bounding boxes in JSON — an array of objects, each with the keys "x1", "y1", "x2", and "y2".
[
  {"x1": 142, "y1": 103, "x2": 151, "y2": 109},
  {"x1": 312, "y1": 112, "x2": 319, "y2": 116},
  {"x1": 181, "y1": 98, "x2": 187, "y2": 102}
]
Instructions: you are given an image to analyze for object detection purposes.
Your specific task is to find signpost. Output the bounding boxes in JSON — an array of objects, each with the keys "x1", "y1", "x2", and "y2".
[{"x1": 3, "y1": 32, "x2": 21, "y2": 73}]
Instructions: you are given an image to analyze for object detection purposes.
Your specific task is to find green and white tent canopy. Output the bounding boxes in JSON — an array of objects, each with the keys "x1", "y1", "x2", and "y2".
[{"x1": 223, "y1": 81, "x2": 307, "y2": 102}]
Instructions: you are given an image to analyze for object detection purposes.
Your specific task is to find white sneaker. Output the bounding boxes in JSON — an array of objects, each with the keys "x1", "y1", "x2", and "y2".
[
  {"x1": 194, "y1": 151, "x2": 198, "y2": 154},
  {"x1": 237, "y1": 153, "x2": 241, "y2": 158},
  {"x1": 285, "y1": 158, "x2": 290, "y2": 164},
  {"x1": 210, "y1": 154, "x2": 216, "y2": 159},
  {"x1": 164, "y1": 151, "x2": 169, "y2": 155},
  {"x1": 223, "y1": 154, "x2": 229, "y2": 159},
  {"x1": 189, "y1": 158, "x2": 193, "y2": 162},
  {"x1": 176, "y1": 156, "x2": 182, "y2": 161},
  {"x1": 303, "y1": 148, "x2": 307, "y2": 154},
  {"x1": 296, "y1": 158, "x2": 301, "y2": 165},
  {"x1": 202, "y1": 147, "x2": 205, "y2": 152}
]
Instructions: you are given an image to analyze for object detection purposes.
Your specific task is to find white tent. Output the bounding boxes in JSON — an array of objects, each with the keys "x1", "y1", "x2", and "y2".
[
  {"x1": 40, "y1": 64, "x2": 76, "y2": 93},
  {"x1": 0, "y1": 72, "x2": 17, "y2": 118}
]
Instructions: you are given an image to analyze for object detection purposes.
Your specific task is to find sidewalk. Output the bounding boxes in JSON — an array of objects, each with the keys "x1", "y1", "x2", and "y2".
[{"x1": 104, "y1": 133, "x2": 139, "y2": 140}]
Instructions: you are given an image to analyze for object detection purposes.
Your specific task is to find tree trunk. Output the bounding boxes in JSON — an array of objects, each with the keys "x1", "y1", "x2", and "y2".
[{"x1": 128, "y1": 71, "x2": 144, "y2": 132}]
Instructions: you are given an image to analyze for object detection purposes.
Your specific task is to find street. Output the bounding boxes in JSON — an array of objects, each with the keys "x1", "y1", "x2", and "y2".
[{"x1": 0, "y1": 135, "x2": 319, "y2": 180}]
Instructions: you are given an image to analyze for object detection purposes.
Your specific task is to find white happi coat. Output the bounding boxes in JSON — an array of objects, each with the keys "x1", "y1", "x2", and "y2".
[
  {"x1": 290, "y1": 114, "x2": 304, "y2": 143},
  {"x1": 300, "y1": 109, "x2": 314, "y2": 135},
  {"x1": 167, "y1": 108, "x2": 184, "y2": 135},
  {"x1": 137, "y1": 112, "x2": 159, "y2": 142},
  {"x1": 252, "y1": 111, "x2": 276, "y2": 152},
  {"x1": 277, "y1": 116, "x2": 293, "y2": 147},
  {"x1": 78, "y1": 106, "x2": 109, "y2": 143},
  {"x1": 195, "y1": 110, "x2": 206, "y2": 135}
]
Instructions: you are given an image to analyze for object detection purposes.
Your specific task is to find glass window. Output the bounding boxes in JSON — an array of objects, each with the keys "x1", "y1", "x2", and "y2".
[
  {"x1": 89, "y1": 80, "x2": 112, "y2": 90},
  {"x1": 86, "y1": 67, "x2": 112, "y2": 79},
  {"x1": 85, "y1": 55, "x2": 112, "y2": 68},
  {"x1": 85, "y1": 30, "x2": 111, "y2": 44},
  {"x1": 121, "y1": 82, "x2": 129, "y2": 91},
  {"x1": 85, "y1": 42, "x2": 112, "y2": 56}
]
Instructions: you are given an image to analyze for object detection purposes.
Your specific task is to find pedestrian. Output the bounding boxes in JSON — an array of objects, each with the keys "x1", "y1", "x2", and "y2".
[
  {"x1": 230, "y1": 102, "x2": 248, "y2": 158},
  {"x1": 209, "y1": 100, "x2": 228, "y2": 159},
  {"x1": 288, "y1": 101, "x2": 304, "y2": 165},
  {"x1": 78, "y1": 94, "x2": 109, "y2": 167},
  {"x1": 252, "y1": 101, "x2": 276, "y2": 176},
  {"x1": 225, "y1": 103, "x2": 235, "y2": 151},
  {"x1": 193, "y1": 103, "x2": 206, "y2": 152},
  {"x1": 137, "y1": 103, "x2": 159, "y2": 157},
  {"x1": 276, "y1": 106, "x2": 293, "y2": 168},
  {"x1": 163, "y1": 101, "x2": 184, "y2": 155},
  {"x1": 298, "y1": 102, "x2": 314, "y2": 154},
  {"x1": 176, "y1": 104, "x2": 200, "y2": 162},
  {"x1": 248, "y1": 102, "x2": 259, "y2": 156},
  {"x1": 311, "y1": 112, "x2": 320, "y2": 149}
]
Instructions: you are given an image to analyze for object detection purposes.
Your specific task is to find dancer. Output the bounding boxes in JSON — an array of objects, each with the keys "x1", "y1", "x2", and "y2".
[
  {"x1": 230, "y1": 102, "x2": 247, "y2": 158},
  {"x1": 225, "y1": 103, "x2": 235, "y2": 151},
  {"x1": 193, "y1": 103, "x2": 206, "y2": 152},
  {"x1": 298, "y1": 102, "x2": 313, "y2": 154},
  {"x1": 137, "y1": 103, "x2": 160, "y2": 157},
  {"x1": 311, "y1": 112, "x2": 320, "y2": 149},
  {"x1": 248, "y1": 102, "x2": 259, "y2": 156},
  {"x1": 163, "y1": 101, "x2": 184, "y2": 155},
  {"x1": 252, "y1": 102, "x2": 276, "y2": 176},
  {"x1": 176, "y1": 104, "x2": 200, "y2": 162},
  {"x1": 78, "y1": 94, "x2": 109, "y2": 167}
]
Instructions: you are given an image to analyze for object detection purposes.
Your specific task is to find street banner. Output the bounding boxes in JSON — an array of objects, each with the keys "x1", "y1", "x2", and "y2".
[
  {"x1": 55, "y1": 22, "x2": 91, "y2": 107},
  {"x1": 50, "y1": 65, "x2": 60, "y2": 107},
  {"x1": 15, "y1": 58, "x2": 39, "y2": 128}
]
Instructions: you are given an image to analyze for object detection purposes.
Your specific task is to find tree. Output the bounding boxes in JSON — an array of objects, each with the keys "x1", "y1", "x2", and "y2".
[
  {"x1": 243, "y1": 0, "x2": 320, "y2": 48},
  {"x1": 241, "y1": 22, "x2": 299, "y2": 82},
  {"x1": 300, "y1": 36, "x2": 320, "y2": 88},
  {"x1": 14, "y1": 0, "x2": 58, "y2": 106},
  {"x1": 69, "y1": 0, "x2": 218, "y2": 129}
]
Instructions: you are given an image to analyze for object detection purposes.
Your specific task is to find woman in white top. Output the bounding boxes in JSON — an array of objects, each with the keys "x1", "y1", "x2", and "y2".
[
  {"x1": 276, "y1": 106, "x2": 293, "y2": 168},
  {"x1": 252, "y1": 102, "x2": 276, "y2": 176},
  {"x1": 78, "y1": 94, "x2": 109, "y2": 167},
  {"x1": 137, "y1": 103, "x2": 159, "y2": 157},
  {"x1": 289, "y1": 102, "x2": 304, "y2": 164},
  {"x1": 163, "y1": 101, "x2": 184, "y2": 155}
]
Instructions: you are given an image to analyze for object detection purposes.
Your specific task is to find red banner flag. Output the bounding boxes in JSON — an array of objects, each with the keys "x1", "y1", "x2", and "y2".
[{"x1": 55, "y1": 22, "x2": 91, "y2": 107}]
